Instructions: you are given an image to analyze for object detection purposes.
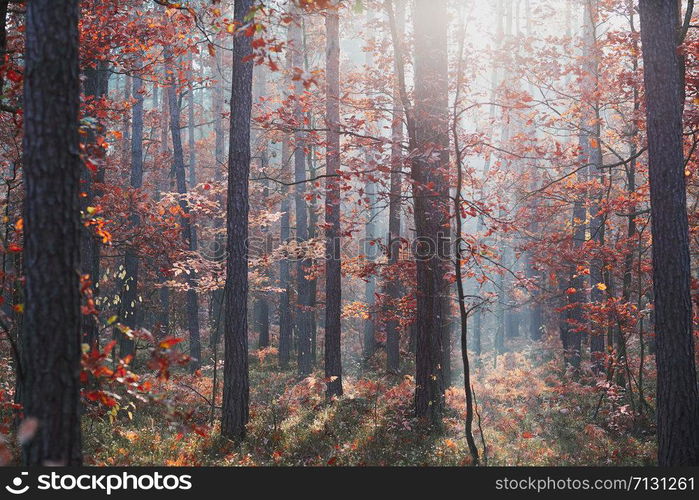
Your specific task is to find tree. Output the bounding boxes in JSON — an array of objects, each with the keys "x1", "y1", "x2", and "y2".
[
  {"x1": 362, "y1": 8, "x2": 377, "y2": 364},
  {"x1": 165, "y1": 46, "x2": 202, "y2": 371},
  {"x1": 21, "y1": 0, "x2": 82, "y2": 466},
  {"x1": 411, "y1": 0, "x2": 450, "y2": 426},
  {"x1": 290, "y1": 7, "x2": 314, "y2": 377},
  {"x1": 119, "y1": 72, "x2": 144, "y2": 358},
  {"x1": 638, "y1": 0, "x2": 699, "y2": 466},
  {"x1": 81, "y1": 59, "x2": 108, "y2": 349},
  {"x1": 324, "y1": 5, "x2": 343, "y2": 399},
  {"x1": 384, "y1": 0, "x2": 405, "y2": 374},
  {"x1": 277, "y1": 21, "x2": 294, "y2": 370},
  {"x1": 221, "y1": 0, "x2": 254, "y2": 441}
]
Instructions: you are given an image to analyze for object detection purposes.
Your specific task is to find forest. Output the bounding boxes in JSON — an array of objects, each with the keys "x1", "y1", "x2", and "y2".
[{"x1": 0, "y1": 0, "x2": 697, "y2": 469}]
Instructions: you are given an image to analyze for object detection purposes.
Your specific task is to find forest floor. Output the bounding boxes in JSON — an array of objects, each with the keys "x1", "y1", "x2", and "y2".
[{"x1": 79, "y1": 337, "x2": 657, "y2": 466}]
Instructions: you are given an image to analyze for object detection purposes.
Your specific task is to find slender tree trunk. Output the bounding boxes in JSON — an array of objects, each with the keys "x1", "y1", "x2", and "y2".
[
  {"x1": 187, "y1": 51, "x2": 197, "y2": 187},
  {"x1": 290, "y1": 10, "x2": 313, "y2": 377},
  {"x1": 324, "y1": 7, "x2": 343, "y2": 399},
  {"x1": 385, "y1": 0, "x2": 405, "y2": 374},
  {"x1": 21, "y1": 0, "x2": 82, "y2": 466},
  {"x1": 638, "y1": 0, "x2": 699, "y2": 466},
  {"x1": 253, "y1": 68, "x2": 271, "y2": 349},
  {"x1": 210, "y1": 48, "x2": 226, "y2": 348},
  {"x1": 165, "y1": 50, "x2": 202, "y2": 370},
  {"x1": 582, "y1": 0, "x2": 605, "y2": 372},
  {"x1": 362, "y1": 9, "x2": 377, "y2": 363},
  {"x1": 157, "y1": 67, "x2": 171, "y2": 336},
  {"x1": 221, "y1": 0, "x2": 254, "y2": 441},
  {"x1": 256, "y1": 152, "x2": 271, "y2": 349},
  {"x1": 453, "y1": 21, "x2": 480, "y2": 463},
  {"x1": 278, "y1": 134, "x2": 293, "y2": 368},
  {"x1": 81, "y1": 61, "x2": 108, "y2": 348},
  {"x1": 119, "y1": 73, "x2": 144, "y2": 358}
]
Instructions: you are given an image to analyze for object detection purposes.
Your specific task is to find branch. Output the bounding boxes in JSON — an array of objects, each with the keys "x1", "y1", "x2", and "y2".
[
  {"x1": 251, "y1": 173, "x2": 339, "y2": 186},
  {"x1": 679, "y1": 0, "x2": 695, "y2": 44}
]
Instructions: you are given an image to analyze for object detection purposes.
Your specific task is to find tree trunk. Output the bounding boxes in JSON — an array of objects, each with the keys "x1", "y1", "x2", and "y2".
[
  {"x1": 324, "y1": 8, "x2": 343, "y2": 399},
  {"x1": 638, "y1": 0, "x2": 699, "y2": 466},
  {"x1": 165, "y1": 50, "x2": 201, "y2": 371},
  {"x1": 210, "y1": 48, "x2": 226, "y2": 348},
  {"x1": 385, "y1": 0, "x2": 405, "y2": 374},
  {"x1": 362, "y1": 8, "x2": 377, "y2": 364},
  {"x1": 278, "y1": 135, "x2": 293, "y2": 368},
  {"x1": 21, "y1": 0, "x2": 82, "y2": 466},
  {"x1": 119, "y1": 73, "x2": 144, "y2": 358},
  {"x1": 582, "y1": 0, "x2": 605, "y2": 372},
  {"x1": 412, "y1": 0, "x2": 449, "y2": 426},
  {"x1": 221, "y1": 0, "x2": 254, "y2": 441},
  {"x1": 290, "y1": 10, "x2": 313, "y2": 377},
  {"x1": 81, "y1": 61, "x2": 108, "y2": 348}
]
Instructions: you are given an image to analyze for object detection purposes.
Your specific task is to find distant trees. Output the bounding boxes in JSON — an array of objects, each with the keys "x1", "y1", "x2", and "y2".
[
  {"x1": 21, "y1": 0, "x2": 82, "y2": 465},
  {"x1": 638, "y1": 0, "x2": 699, "y2": 466}
]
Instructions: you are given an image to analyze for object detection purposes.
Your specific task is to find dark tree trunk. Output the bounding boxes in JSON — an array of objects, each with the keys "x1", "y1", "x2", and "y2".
[
  {"x1": 324, "y1": 8, "x2": 343, "y2": 399},
  {"x1": 278, "y1": 135, "x2": 293, "y2": 368},
  {"x1": 119, "y1": 73, "x2": 144, "y2": 358},
  {"x1": 81, "y1": 61, "x2": 108, "y2": 348},
  {"x1": 166, "y1": 50, "x2": 202, "y2": 371},
  {"x1": 210, "y1": 49, "x2": 226, "y2": 348},
  {"x1": 21, "y1": 0, "x2": 82, "y2": 466},
  {"x1": 639, "y1": 0, "x2": 699, "y2": 466},
  {"x1": 412, "y1": 0, "x2": 449, "y2": 426},
  {"x1": 384, "y1": 0, "x2": 405, "y2": 375},
  {"x1": 187, "y1": 51, "x2": 197, "y2": 188},
  {"x1": 221, "y1": 0, "x2": 254, "y2": 441},
  {"x1": 157, "y1": 68, "x2": 172, "y2": 337},
  {"x1": 306, "y1": 145, "x2": 319, "y2": 365},
  {"x1": 256, "y1": 151, "x2": 271, "y2": 349}
]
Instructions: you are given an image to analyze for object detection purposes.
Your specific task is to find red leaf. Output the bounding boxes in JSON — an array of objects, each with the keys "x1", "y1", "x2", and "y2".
[{"x1": 159, "y1": 337, "x2": 184, "y2": 349}]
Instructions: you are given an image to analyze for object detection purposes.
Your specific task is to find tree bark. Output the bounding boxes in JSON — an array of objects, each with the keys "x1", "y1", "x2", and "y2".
[
  {"x1": 412, "y1": 0, "x2": 449, "y2": 426},
  {"x1": 21, "y1": 0, "x2": 82, "y2": 466},
  {"x1": 278, "y1": 136, "x2": 293, "y2": 368},
  {"x1": 324, "y1": 7, "x2": 343, "y2": 399},
  {"x1": 639, "y1": 0, "x2": 699, "y2": 466},
  {"x1": 385, "y1": 0, "x2": 405, "y2": 374},
  {"x1": 221, "y1": 0, "x2": 254, "y2": 441},
  {"x1": 81, "y1": 60, "x2": 108, "y2": 348}
]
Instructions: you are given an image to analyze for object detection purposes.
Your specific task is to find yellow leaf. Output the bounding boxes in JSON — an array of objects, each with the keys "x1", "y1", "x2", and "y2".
[
  {"x1": 107, "y1": 315, "x2": 118, "y2": 325},
  {"x1": 596, "y1": 283, "x2": 607, "y2": 291}
]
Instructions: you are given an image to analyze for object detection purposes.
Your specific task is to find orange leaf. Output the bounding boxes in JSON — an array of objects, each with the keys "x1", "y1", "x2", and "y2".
[{"x1": 159, "y1": 337, "x2": 184, "y2": 349}]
